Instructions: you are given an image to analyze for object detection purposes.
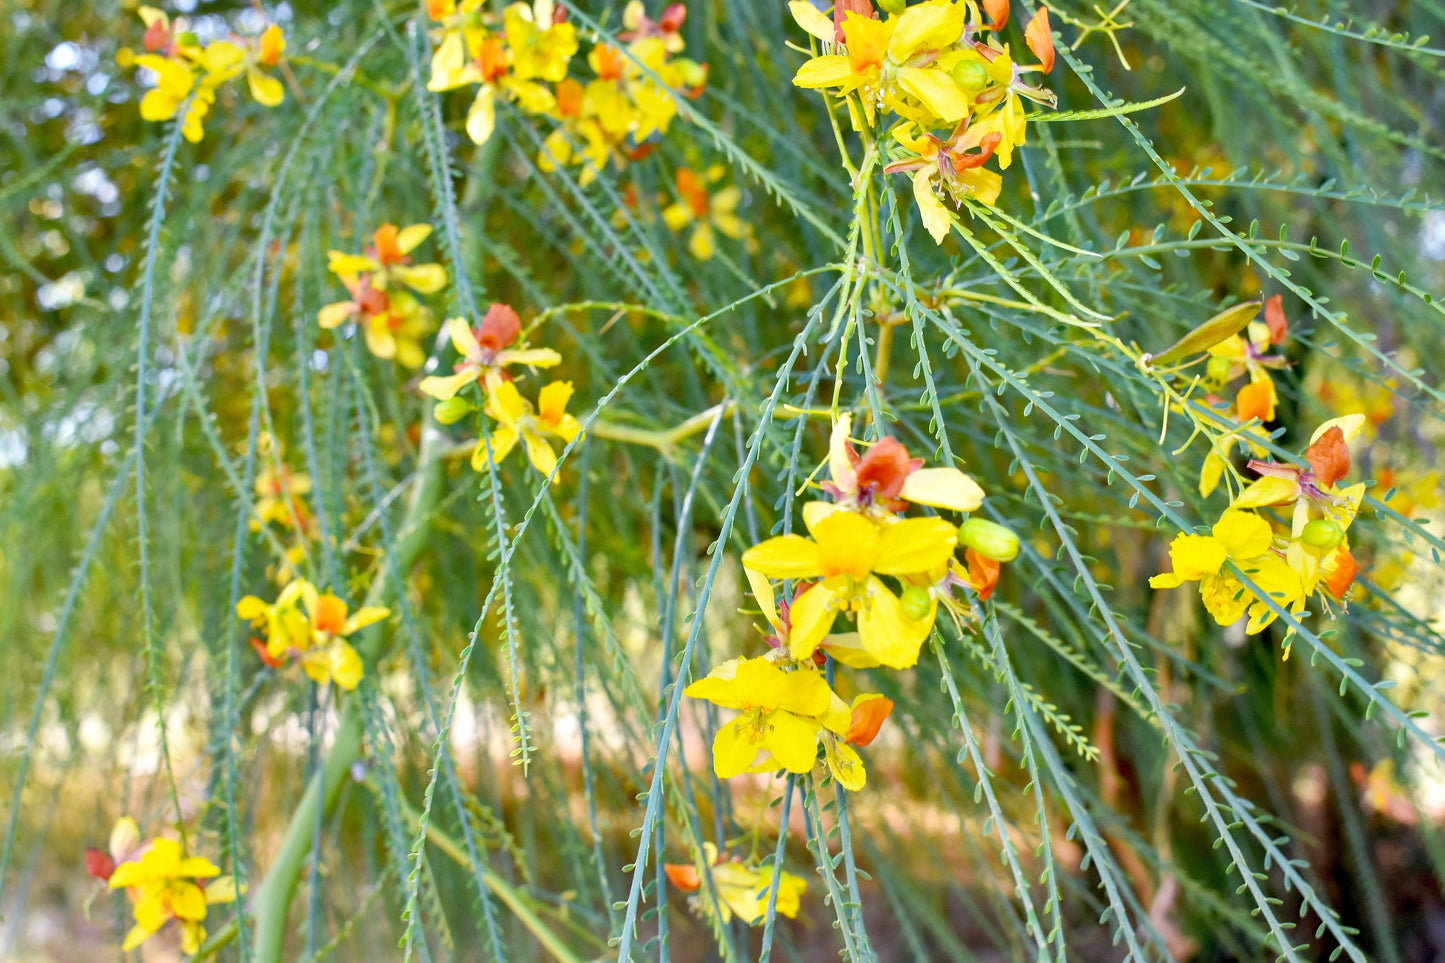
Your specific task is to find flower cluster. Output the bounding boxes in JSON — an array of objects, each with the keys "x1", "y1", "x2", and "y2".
[
  {"x1": 427, "y1": 0, "x2": 707, "y2": 185},
  {"x1": 789, "y1": 0, "x2": 1056, "y2": 243},
  {"x1": 86, "y1": 818, "x2": 238, "y2": 955},
  {"x1": 237, "y1": 578, "x2": 390, "y2": 690},
  {"x1": 118, "y1": 6, "x2": 286, "y2": 142},
  {"x1": 664, "y1": 843, "x2": 808, "y2": 925},
  {"x1": 319, "y1": 223, "x2": 450, "y2": 369},
  {"x1": 685, "y1": 414, "x2": 1014, "y2": 794},
  {"x1": 1151, "y1": 415, "x2": 1365, "y2": 634},
  {"x1": 421, "y1": 302, "x2": 583, "y2": 478}
]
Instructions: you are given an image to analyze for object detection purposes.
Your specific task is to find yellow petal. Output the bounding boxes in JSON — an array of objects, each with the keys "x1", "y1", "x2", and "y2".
[
  {"x1": 328, "y1": 252, "x2": 376, "y2": 276},
  {"x1": 857, "y1": 578, "x2": 932, "y2": 668},
  {"x1": 873, "y1": 517, "x2": 957, "y2": 575},
  {"x1": 467, "y1": 86, "x2": 497, "y2": 145},
  {"x1": 825, "y1": 739, "x2": 866, "y2": 791},
  {"x1": 317, "y1": 301, "x2": 354, "y2": 329},
  {"x1": 763, "y1": 709, "x2": 822, "y2": 773},
  {"x1": 396, "y1": 224, "x2": 433, "y2": 255},
  {"x1": 745, "y1": 565, "x2": 781, "y2": 633},
  {"x1": 1163, "y1": 533, "x2": 1227, "y2": 581},
  {"x1": 818, "y1": 632, "x2": 881, "y2": 669},
  {"x1": 1211, "y1": 510, "x2": 1273, "y2": 559},
  {"x1": 419, "y1": 370, "x2": 477, "y2": 400},
  {"x1": 204, "y1": 876, "x2": 239, "y2": 904},
  {"x1": 792, "y1": 55, "x2": 854, "y2": 89},
  {"x1": 342, "y1": 606, "x2": 390, "y2": 636},
  {"x1": 473, "y1": 424, "x2": 519, "y2": 469},
  {"x1": 109, "y1": 818, "x2": 140, "y2": 860},
  {"x1": 888, "y1": 1, "x2": 964, "y2": 60},
  {"x1": 394, "y1": 263, "x2": 449, "y2": 294},
  {"x1": 247, "y1": 67, "x2": 284, "y2": 107},
  {"x1": 712, "y1": 717, "x2": 762, "y2": 777},
  {"x1": 913, "y1": 169, "x2": 952, "y2": 245},
  {"x1": 688, "y1": 224, "x2": 716, "y2": 260},
  {"x1": 522, "y1": 429, "x2": 559, "y2": 476},
  {"x1": 139, "y1": 87, "x2": 181, "y2": 122},
  {"x1": 1199, "y1": 449, "x2": 1227, "y2": 498},
  {"x1": 742, "y1": 534, "x2": 822, "y2": 580},
  {"x1": 898, "y1": 467, "x2": 984, "y2": 512},
  {"x1": 236, "y1": 596, "x2": 268, "y2": 620},
  {"x1": 1310, "y1": 413, "x2": 1367, "y2": 444},
  {"x1": 1231, "y1": 475, "x2": 1300, "y2": 509},
  {"x1": 788, "y1": 581, "x2": 840, "y2": 660},
  {"x1": 773, "y1": 668, "x2": 832, "y2": 717},
  {"x1": 788, "y1": 0, "x2": 835, "y2": 41},
  {"x1": 829, "y1": 414, "x2": 858, "y2": 493},
  {"x1": 895, "y1": 66, "x2": 967, "y2": 122},
  {"x1": 329, "y1": 640, "x2": 364, "y2": 690}
]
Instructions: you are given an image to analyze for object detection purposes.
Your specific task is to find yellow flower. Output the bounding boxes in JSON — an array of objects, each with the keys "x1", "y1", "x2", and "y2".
[
  {"x1": 664, "y1": 843, "x2": 807, "y2": 926},
  {"x1": 684, "y1": 657, "x2": 836, "y2": 777},
  {"x1": 662, "y1": 166, "x2": 750, "y2": 260},
  {"x1": 888, "y1": 124, "x2": 1004, "y2": 244},
  {"x1": 1149, "y1": 510, "x2": 1303, "y2": 631},
  {"x1": 237, "y1": 580, "x2": 388, "y2": 690},
  {"x1": 477, "y1": 380, "x2": 583, "y2": 477},
  {"x1": 328, "y1": 223, "x2": 448, "y2": 296},
  {"x1": 743, "y1": 510, "x2": 957, "y2": 668},
  {"x1": 419, "y1": 304, "x2": 562, "y2": 400},
  {"x1": 821, "y1": 413, "x2": 984, "y2": 517},
  {"x1": 503, "y1": 0, "x2": 578, "y2": 82},
  {"x1": 427, "y1": 26, "x2": 556, "y2": 145},
  {"x1": 318, "y1": 274, "x2": 433, "y2": 368},
  {"x1": 253, "y1": 464, "x2": 315, "y2": 534},
  {"x1": 792, "y1": 1, "x2": 968, "y2": 129},
  {"x1": 108, "y1": 838, "x2": 237, "y2": 955}
]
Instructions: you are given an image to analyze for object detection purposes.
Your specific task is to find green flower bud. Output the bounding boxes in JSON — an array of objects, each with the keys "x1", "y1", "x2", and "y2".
[
  {"x1": 177, "y1": 31, "x2": 200, "y2": 47},
  {"x1": 951, "y1": 60, "x2": 990, "y2": 94},
  {"x1": 1205, "y1": 355, "x2": 1232, "y2": 384},
  {"x1": 900, "y1": 586, "x2": 931, "y2": 622},
  {"x1": 433, "y1": 397, "x2": 472, "y2": 425},
  {"x1": 959, "y1": 518, "x2": 1020, "y2": 562},
  {"x1": 1300, "y1": 519, "x2": 1345, "y2": 551},
  {"x1": 877, "y1": 0, "x2": 908, "y2": 16}
]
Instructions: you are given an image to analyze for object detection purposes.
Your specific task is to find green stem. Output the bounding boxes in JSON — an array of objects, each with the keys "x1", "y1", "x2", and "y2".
[{"x1": 249, "y1": 419, "x2": 449, "y2": 962}]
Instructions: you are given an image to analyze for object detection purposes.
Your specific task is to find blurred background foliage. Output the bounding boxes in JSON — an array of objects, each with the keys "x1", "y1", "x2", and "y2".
[{"x1": 2, "y1": 0, "x2": 1444, "y2": 960}]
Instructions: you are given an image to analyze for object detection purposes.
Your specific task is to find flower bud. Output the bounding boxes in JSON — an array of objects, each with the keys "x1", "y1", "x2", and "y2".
[
  {"x1": 951, "y1": 61, "x2": 990, "y2": 94},
  {"x1": 177, "y1": 31, "x2": 200, "y2": 47},
  {"x1": 1205, "y1": 355, "x2": 1232, "y2": 383},
  {"x1": 900, "y1": 586, "x2": 931, "y2": 622},
  {"x1": 958, "y1": 518, "x2": 1019, "y2": 562},
  {"x1": 878, "y1": 0, "x2": 907, "y2": 15},
  {"x1": 433, "y1": 397, "x2": 472, "y2": 425},
  {"x1": 1300, "y1": 519, "x2": 1345, "y2": 552}
]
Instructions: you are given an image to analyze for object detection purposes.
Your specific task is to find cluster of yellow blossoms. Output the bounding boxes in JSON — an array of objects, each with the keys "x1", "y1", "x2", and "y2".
[
  {"x1": 671, "y1": 416, "x2": 1016, "y2": 924},
  {"x1": 237, "y1": 578, "x2": 391, "y2": 690},
  {"x1": 789, "y1": 0, "x2": 1055, "y2": 243},
  {"x1": 86, "y1": 818, "x2": 238, "y2": 955},
  {"x1": 686, "y1": 415, "x2": 1012, "y2": 788},
  {"x1": 118, "y1": 6, "x2": 286, "y2": 142},
  {"x1": 427, "y1": 0, "x2": 706, "y2": 186},
  {"x1": 319, "y1": 222, "x2": 450, "y2": 369},
  {"x1": 1152, "y1": 417, "x2": 1365, "y2": 635}
]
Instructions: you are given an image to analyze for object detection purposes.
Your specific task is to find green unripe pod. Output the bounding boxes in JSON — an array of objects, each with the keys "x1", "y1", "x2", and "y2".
[
  {"x1": 877, "y1": 0, "x2": 908, "y2": 16},
  {"x1": 900, "y1": 586, "x2": 931, "y2": 622},
  {"x1": 959, "y1": 518, "x2": 1020, "y2": 562},
  {"x1": 1205, "y1": 355, "x2": 1232, "y2": 383},
  {"x1": 1300, "y1": 519, "x2": 1345, "y2": 551},
  {"x1": 177, "y1": 30, "x2": 200, "y2": 47},
  {"x1": 433, "y1": 396, "x2": 473, "y2": 425},
  {"x1": 951, "y1": 60, "x2": 990, "y2": 94}
]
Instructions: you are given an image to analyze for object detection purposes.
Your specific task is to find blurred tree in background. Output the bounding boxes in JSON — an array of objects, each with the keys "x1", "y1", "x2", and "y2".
[{"x1": 2, "y1": 0, "x2": 1444, "y2": 960}]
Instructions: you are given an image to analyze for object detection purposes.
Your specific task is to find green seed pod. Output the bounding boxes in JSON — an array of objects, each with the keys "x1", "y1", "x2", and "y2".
[
  {"x1": 433, "y1": 396, "x2": 473, "y2": 425},
  {"x1": 959, "y1": 518, "x2": 1020, "y2": 562},
  {"x1": 877, "y1": 0, "x2": 908, "y2": 15},
  {"x1": 177, "y1": 30, "x2": 200, "y2": 47},
  {"x1": 951, "y1": 60, "x2": 990, "y2": 94},
  {"x1": 900, "y1": 586, "x2": 931, "y2": 622},
  {"x1": 1300, "y1": 519, "x2": 1345, "y2": 551}
]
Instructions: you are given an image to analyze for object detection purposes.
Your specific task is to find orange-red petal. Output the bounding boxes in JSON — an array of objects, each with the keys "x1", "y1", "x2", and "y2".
[
  {"x1": 845, "y1": 694, "x2": 894, "y2": 746},
  {"x1": 1306, "y1": 426, "x2": 1351, "y2": 487}
]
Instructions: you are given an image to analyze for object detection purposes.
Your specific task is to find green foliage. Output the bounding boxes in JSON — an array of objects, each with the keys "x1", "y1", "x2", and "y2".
[{"x1": 3, "y1": 0, "x2": 1444, "y2": 960}]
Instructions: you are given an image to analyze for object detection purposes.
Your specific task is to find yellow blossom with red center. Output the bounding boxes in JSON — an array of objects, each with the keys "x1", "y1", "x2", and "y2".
[
  {"x1": 743, "y1": 510, "x2": 956, "y2": 668},
  {"x1": 661, "y1": 165, "x2": 751, "y2": 260},
  {"x1": 106, "y1": 837, "x2": 238, "y2": 955},
  {"x1": 664, "y1": 843, "x2": 807, "y2": 925},
  {"x1": 420, "y1": 304, "x2": 563, "y2": 403},
  {"x1": 237, "y1": 579, "x2": 389, "y2": 689},
  {"x1": 476, "y1": 380, "x2": 583, "y2": 477}
]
